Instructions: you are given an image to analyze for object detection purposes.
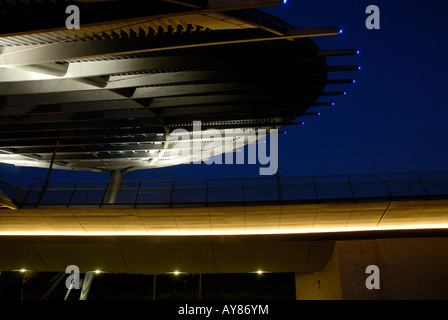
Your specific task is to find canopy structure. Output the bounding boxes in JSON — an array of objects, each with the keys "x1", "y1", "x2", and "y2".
[{"x1": 0, "y1": 0, "x2": 358, "y2": 174}]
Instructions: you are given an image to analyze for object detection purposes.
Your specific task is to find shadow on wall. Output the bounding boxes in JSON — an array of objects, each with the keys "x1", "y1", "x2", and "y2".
[{"x1": 296, "y1": 237, "x2": 448, "y2": 300}]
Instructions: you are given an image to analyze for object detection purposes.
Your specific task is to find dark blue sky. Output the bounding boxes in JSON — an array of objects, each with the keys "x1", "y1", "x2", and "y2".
[{"x1": 1, "y1": 0, "x2": 447, "y2": 187}]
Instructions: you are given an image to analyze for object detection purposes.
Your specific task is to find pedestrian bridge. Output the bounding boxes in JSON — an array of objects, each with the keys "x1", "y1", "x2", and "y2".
[
  {"x1": 0, "y1": 172, "x2": 447, "y2": 275},
  {"x1": 2, "y1": 171, "x2": 448, "y2": 236}
]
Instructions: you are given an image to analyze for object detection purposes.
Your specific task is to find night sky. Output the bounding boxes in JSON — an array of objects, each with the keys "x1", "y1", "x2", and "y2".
[{"x1": 1, "y1": 0, "x2": 447, "y2": 188}]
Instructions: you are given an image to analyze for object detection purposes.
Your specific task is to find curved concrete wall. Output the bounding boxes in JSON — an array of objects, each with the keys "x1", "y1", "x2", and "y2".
[
  {"x1": 295, "y1": 237, "x2": 448, "y2": 299},
  {"x1": 0, "y1": 235, "x2": 335, "y2": 274}
]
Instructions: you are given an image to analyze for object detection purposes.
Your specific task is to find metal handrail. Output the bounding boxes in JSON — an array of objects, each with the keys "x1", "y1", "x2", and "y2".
[
  {"x1": 0, "y1": 178, "x2": 22, "y2": 203},
  {"x1": 12, "y1": 171, "x2": 448, "y2": 207},
  {"x1": 21, "y1": 171, "x2": 448, "y2": 186}
]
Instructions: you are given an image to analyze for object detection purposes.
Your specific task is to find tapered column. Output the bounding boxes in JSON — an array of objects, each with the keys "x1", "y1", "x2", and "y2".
[{"x1": 103, "y1": 170, "x2": 123, "y2": 204}]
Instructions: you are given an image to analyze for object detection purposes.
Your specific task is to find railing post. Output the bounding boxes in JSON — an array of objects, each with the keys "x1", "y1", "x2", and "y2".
[
  {"x1": 416, "y1": 173, "x2": 429, "y2": 198},
  {"x1": 14, "y1": 186, "x2": 21, "y2": 204},
  {"x1": 347, "y1": 175, "x2": 355, "y2": 199},
  {"x1": 381, "y1": 174, "x2": 392, "y2": 198},
  {"x1": 134, "y1": 181, "x2": 142, "y2": 207},
  {"x1": 312, "y1": 176, "x2": 319, "y2": 201},
  {"x1": 67, "y1": 182, "x2": 78, "y2": 207},
  {"x1": 241, "y1": 178, "x2": 245, "y2": 203},
  {"x1": 276, "y1": 175, "x2": 282, "y2": 202},
  {"x1": 169, "y1": 180, "x2": 175, "y2": 207},
  {"x1": 22, "y1": 182, "x2": 35, "y2": 205},
  {"x1": 205, "y1": 179, "x2": 209, "y2": 205}
]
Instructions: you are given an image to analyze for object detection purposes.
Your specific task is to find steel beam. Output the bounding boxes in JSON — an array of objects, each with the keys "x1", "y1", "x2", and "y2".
[
  {"x1": 0, "y1": 106, "x2": 306, "y2": 128},
  {"x1": 0, "y1": 68, "x2": 323, "y2": 96},
  {"x1": 0, "y1": 101, "x2": 145, "y2": 117},
  {"x1": 327, "y1": 65, "x2": 360, "y2": 72},
  {"x1": 0, "y1": 120, "x2": 283, "y2": 141},
  {"x1": 0, "y1": 100, "x2": 309, "y2": 125},
  {"x1": 1, "y1": 82, "x2": 323, "y2": 106},
  {"x1": 0, "y1": 52, "x2": 320, "y2": 83},
  {"x1": 326, "y1": 79, "x2": 354, "y2": 84},
  {"x1": 317, "y1": 49, "x2": 358, "y2": 56},
  {"x1": 0, "y1": 130, "x2": 270, "y2": 148},
  {"x1": 0, "y1": 28, "x2": 341, "y2": 67},
  {"x1": 0, "y1": 95, "x2": 313, "y2": 117},
  {"x1": 0, "y1": 0, "x2": 283, "y2": 36}
]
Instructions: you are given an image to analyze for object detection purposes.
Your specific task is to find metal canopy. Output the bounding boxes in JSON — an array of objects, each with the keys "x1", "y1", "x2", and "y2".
[{"x1": 0, "y1": 0, "x2": 358, "y2": 173}]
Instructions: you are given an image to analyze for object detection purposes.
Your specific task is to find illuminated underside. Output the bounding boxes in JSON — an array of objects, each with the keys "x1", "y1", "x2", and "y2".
[{"x1": 1, "y1": 200, "x2": 447, "y2": 236}]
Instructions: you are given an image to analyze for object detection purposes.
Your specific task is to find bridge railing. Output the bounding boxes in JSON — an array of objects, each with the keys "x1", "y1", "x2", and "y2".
[
  {"x1": 17, "y1": 171, "x2": 448, "y2": 208},
  {"x1": 0, "y1": 178, "x2": 22, "y2": 203}
]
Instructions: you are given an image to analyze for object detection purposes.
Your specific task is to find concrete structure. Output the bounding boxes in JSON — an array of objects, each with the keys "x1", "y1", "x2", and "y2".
[
  {"x1": 0, "y1": 1, "x2": 446, "y2": 300},
  {"x1": 1, "y1": 173, "x2": 448, "y2": 299},
  {"x1": 0, "y1": 0, "x2": 357, "y2": 174},
  {"x1": 296, "y1": 237, "x2": 448, "y2": 300}
]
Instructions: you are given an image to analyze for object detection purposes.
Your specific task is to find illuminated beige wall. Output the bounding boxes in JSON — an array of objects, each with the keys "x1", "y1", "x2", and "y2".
[
  {"x1": 296, "y1": 237, "x2": 448, "y2": 300},
  {"x1": 2, "y1": 199, "x2": 448, "y2": 236}
]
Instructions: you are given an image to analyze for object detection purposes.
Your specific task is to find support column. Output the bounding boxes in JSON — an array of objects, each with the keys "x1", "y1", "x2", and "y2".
[
  {"x1": 103, "y1": 170, "x2": 123, "y2": 204},
  {"x1": 79, "y1": 272, "x2": 95, "y2": 300}
]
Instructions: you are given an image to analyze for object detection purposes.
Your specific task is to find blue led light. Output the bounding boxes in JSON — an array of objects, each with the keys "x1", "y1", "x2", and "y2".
[
  {"x1": 343, "y1": 92, "x2": 347, "y2": 95},
  {"x1": 283, "y1": 0, "x2": 287, "y2": 3},
  {"x1": 318, "y1": 112, "x2": 321, "y2": 116},
  {"x1": 339, "y1": 29, "x2": 343, "y2": 34},
  {"x1": 358, "y1": 66, "x2": 362, "y2": 70},
  {"x1": 356, "y1": 50, "x2": 360, "y2": 54},
  {"x1": 302, "y1": 122, "x2": 305, "y2": 125},
  {"x1": 353, "y1": 79, "x2": 356, "y2": 83},
  {"x1": 331, "y1": 102, "x2": 335, "y2": 106}
]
